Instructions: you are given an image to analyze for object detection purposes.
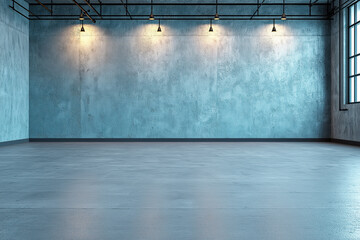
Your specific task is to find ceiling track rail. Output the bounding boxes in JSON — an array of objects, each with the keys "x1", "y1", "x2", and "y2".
[
  {"x1": 28, "y1": 17, "x2": 331, "y2": 21},
  {"x1": 12, "y1": 0, "x2": 331, "y2": 21},
  {"x1": 29, "y1": 14, "x2": 329, "y2": 18},
  {"x1": 28, "y1": 2, "x2": 330, "y2": 6}
]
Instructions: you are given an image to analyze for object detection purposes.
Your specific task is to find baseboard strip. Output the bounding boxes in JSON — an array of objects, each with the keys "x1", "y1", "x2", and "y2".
[
  {"x1": 331, "y1": 138, "x2": 360, "y2": 147},
  {"x1": 29, "y1": 138, "x2": 331, "y2": 142},
  {"x1": 0, "y1": 139, "x2": 29, "y2": 147}
]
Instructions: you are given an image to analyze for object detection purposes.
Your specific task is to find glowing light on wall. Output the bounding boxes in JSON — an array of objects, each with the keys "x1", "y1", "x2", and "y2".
[
  {"x1": 257, "y1": 23, "x2": 296, "y2": 62},
  {"x1": 190, "y1": 23, "x2": 229, "y2": 56},
  {"x1": 131, "y1": 24, "x2": 174, "y2": 66}
]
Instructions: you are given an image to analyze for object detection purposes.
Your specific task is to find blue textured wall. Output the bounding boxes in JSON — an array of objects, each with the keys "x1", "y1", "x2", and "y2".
[
  {"x1": 29, "y1": 19, "x2": 330, "y2": 138},
  {"x1": 0, "y1": 0, "x2": 29, "y2": 142}
]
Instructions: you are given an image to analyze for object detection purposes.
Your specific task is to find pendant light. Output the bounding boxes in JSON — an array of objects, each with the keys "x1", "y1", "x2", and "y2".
[
  {"x1": 157, "y1": 19, "x2": 162, "y2": 32},
  {"x1": 149, "y1": 0, "x2": 155, "y2": 20},
  {"x1": 209, "y1": 19, "x2": 213, "y2": 32},
  {"x1": 281, "y1": 0, "x2": 286, "y2": 20},
  {"x1": 79, "y1": 12, "x2": 85, "y2": 32},
  {"x1": 79, "y1": 12, "x2": 84, "y2": 21},
  {"x1": 81, "y1": 22, "x2": 85, "y2": 32},
  {"x1": 272, "y1": 19, "x2": 276, "y2": 32},
  {"x1": 214, "y1": 0, "x2": 220, "y2": 20}
]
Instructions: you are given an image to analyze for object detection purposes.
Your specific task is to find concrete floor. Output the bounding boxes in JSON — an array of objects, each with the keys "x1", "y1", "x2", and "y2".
[{"x1": 0, "y1": 142, "x2": 360, "y2": 240}]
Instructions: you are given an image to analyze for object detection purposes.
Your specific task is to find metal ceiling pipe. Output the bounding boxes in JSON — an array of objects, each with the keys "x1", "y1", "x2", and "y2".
[
  {"x1": 35, "y1": 0, "x2": 52, "y2": 13},
  {"x1": 83, "y1": 0, "x2": 103, "y2": 19}
]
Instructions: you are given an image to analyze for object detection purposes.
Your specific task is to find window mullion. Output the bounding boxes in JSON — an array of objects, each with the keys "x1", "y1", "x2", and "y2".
[{"x1": 356, "y1": 4, "x2": 358, "y2": 101}]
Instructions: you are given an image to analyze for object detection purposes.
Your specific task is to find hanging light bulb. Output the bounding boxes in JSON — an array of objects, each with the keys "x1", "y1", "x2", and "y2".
[
  {"x1": 157, "y1": 19, "x2": 162, "y2": 32},
  {"x1": 80, "y1": 21, "x2": 85, "y2": 32},
  {"x1": 281, "y1": 0, "x2": 286, "y2": 20},
  {"x1": 214, "y1": 0, "x2": 219, "y2": 20},
  {"x1": 272, "y1": 19, "x2": 277, "y2": 32},
  {"x1": 209, "y1": 19, "x2": 213, "y2": 32},
  {"x1": 149, "y1": 0, "x2": 155, "y2": 20}
]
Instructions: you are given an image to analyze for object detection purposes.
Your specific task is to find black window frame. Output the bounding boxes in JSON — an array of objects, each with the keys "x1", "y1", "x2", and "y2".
[{"x1": 348, "y1": 1, "x2": 360, "y2": 104}]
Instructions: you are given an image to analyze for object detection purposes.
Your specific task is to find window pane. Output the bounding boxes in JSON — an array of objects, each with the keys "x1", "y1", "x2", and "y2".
[
  {"x1": 356, "y1": 57, "x2": 360, "y2": 75},
  {"x1": 350, "y1": 26, "x2": 355, "y2": 56},
  {"x1": 357, "y1": 3, "x2": 360, "y2": 22},
  {"x1": 351, "y1": 5, "x2": 355, "y2": 25},
  {"x1": 357, "y1": 24, "x2": 360, "y2": 54},
  {"x1": 350, "y1": 77, "x2": 355, "y2": 103},
  {"x1": 350, "y1": 58, "x2": 355, "y2": 76},
  {"x1": 357, "y1": 77, "x2": 360, "y2": 102}
]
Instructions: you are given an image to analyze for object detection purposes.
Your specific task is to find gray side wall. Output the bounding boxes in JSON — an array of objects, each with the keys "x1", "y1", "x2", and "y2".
[
  {"x1": 331, "y1": 1, "x2": 360, "y2": 142},
  {"x1": 0, "y1": 1, "x2": 29, "y2": 142},
  {"x1": 29, "y1": 19, "x2": 331, "y2": 139}
]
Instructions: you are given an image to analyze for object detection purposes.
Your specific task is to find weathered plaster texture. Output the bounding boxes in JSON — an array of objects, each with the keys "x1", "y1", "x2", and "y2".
[
  {"x1": 331, "y1": 1, "x2": 360, "y2": 142},
  {"x1": 29, "y1": 17, "x2": 331, "y2": 138},
  {"x1": 0, "y1": 0, "x2": 29, "y2": 142}
]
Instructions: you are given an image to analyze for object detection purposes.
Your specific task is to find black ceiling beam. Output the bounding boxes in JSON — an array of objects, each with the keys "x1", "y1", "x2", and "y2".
[
  {"x1": 10, "y1": 0, "x2": 39, "y2": 19},
  {"x1": 83, "y1": 0, "x2": 103, "y2": 19},
  {"x1": 10, "y1": 6, "x2": 29, "y2": 19},
  {"x1": 28, "y1": 17, "x2": 331, "y2": 21},
  {"x1": 29, "y1": 2, "x2": 329, "y2": 6},
  {"x1": 30, "y1": 14, "x2": 329, "y2": 17}
]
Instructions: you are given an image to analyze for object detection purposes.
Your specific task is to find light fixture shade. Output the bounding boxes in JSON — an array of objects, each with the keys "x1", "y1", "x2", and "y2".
[
  {"x1": 281, "y1": 13, "x2": 286, "y2": 20},
  {"x1": 149, "y1": 13, "x2": 155, "y2": 20},
  {"x1": 81, "y1": 25, "x2": 85, "y2": 32},
  {"x1": 79, "y1": 12, "x2": 84, "y2": 21},
  {"x1": 272, "y1": 19, "x2": 276, "y2": 32},
  {"x1": 214, "y1": 13, "x2": 220, "y2": 20},
  {"x1": 209, "y1": 26, "x2": 213, "y2": 32},
  {"x1": 157, "y1": 26, "x2": 161, "y2": 32}
]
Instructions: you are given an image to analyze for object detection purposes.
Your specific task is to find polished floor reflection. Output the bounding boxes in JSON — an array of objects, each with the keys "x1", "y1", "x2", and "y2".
[{"x1": 0, "y1": 142, "x2": 360, "y2": 240}]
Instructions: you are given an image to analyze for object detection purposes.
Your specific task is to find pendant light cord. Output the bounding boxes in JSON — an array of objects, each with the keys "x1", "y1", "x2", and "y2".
[
  {"x1": 151, "y1": 0, "x2": 153, "y2": 14},
  {"x1": 283, "y1": 0, "x2": 285, "y2": 14}
]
